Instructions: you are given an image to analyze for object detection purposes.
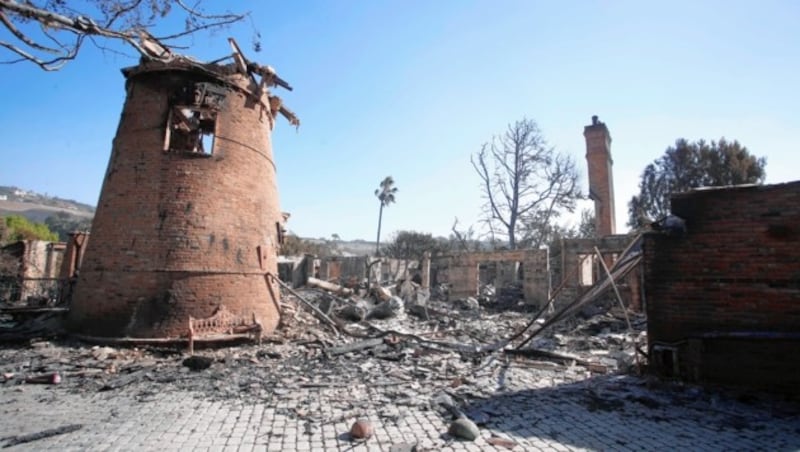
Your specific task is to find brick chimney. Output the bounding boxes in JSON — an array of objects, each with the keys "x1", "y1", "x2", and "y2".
[{"x1": 584, "y1": 115, "x2": 616, "y2": 236}]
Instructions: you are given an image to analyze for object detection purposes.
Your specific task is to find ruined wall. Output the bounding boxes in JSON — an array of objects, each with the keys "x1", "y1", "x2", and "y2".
[
  {"x1": 644, "y1": 181, "x2": 800, "y2": 393},
  {"x1": 558, "y1": 235, "x2": 641, "y2": 310},
  {"x1": 58, "y1": 232, "x2": 89, "y2": 279},
  {"x1": 378, "y1": 258, "x2": 418, "y2": 284},
  {"x1": 318, "y1": 256, "x2": 368, "y2": 285},
  {"x1": 19, "y1": 240, "x2": 63, "y2": 280},
  {"x1": 0, "y1": 240, "x2": 65, "y2": 304},
  {"x1": 277, "y1": 256, "x2": 307, "y2": 288},
  {"x1": 444, "y1": 249, "x2": 550, "y2": 306},
  {"x1": 68, "y1": 63, "x2": 284, "y2": 338},
  {"x1": 22, "y1": 241, "x2": 64, "y2": 302},
  {"x1": 312, "y1": 256, "x2": 418, "y2": 286}
]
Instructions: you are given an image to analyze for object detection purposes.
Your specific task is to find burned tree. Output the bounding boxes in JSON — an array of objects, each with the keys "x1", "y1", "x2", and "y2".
[
  {"x1": 472, "y1": 118, "x2": 580, "y2": 250},
  {"x1": 0, "y1": 0, "x2": 247, "y2": 71},
  {"x1": 449, "y1": 218, "x2": 483, "y2": 253}
]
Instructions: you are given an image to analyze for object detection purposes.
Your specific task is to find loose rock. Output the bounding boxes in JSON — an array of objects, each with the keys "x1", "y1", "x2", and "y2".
[
  {"x1": 349, "y1": 419, "x2": 373, "y2": 439},
  {"x1": 448, "y1": 416, "x2": 480, "y2": 441},
  {"x1": 389, "y1": 443, "x2": 417, "y2": 452}
]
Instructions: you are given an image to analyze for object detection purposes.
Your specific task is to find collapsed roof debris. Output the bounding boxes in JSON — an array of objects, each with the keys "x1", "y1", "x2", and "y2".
[{"x1": 125, "y1": 35, "x2": 299, "y2": 128}]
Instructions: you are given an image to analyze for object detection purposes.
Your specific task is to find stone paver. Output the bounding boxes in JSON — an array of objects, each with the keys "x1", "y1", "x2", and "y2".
[{"x1": 1, "y1": 366, "x2": 799, "y2": 451}]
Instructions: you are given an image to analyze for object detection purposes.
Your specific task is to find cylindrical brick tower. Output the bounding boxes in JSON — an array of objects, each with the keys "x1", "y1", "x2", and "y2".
[{"x1": 68, "y1": 59, "x2": 290, "y2": 338}]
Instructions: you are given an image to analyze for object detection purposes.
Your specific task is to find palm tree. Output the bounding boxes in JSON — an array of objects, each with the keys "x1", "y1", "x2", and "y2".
[{"x1": 374, "y1": 176, "x2": 398, "y2": 255}]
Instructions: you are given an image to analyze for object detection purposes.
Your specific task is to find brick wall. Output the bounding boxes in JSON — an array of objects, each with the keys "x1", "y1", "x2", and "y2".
[
  {"x1": 67, "y1": 65, "x2": 284, "y2": 338},
  {"x1": 1, "y1": 240, "x2": 65, "y2": 303},
  {"x1": 314, "y1": 256, "x2": 419, "y2": 286},
  {"x1": 441, "y1": 249, "x2": 550, "y2": 306},
  {"x1": 558, "y1": 235, "x2": 641, "y2": 310},
  {"x1": 59, "y1": 232, "x2": 89, "y2": 279},
  {"x1": 644, "y1": 181, "x2": 800, "y2": 393}
]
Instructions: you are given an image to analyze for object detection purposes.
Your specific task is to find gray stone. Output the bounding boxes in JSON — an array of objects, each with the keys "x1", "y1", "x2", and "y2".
[
  {"x1": 448, "y1": 417, "x2": 479, "y2": 441},
  {"x1": 458, "y1": 297, "x2": 480, "y2": 311}
]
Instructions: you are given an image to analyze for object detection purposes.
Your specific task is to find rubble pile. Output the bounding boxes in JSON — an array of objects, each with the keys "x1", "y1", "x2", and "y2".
[
  {"x1": 2, "y1": 282, "x2": 797, "y2": 450},
  {"x1": 0, "y1": 279, "x2": 654, "y2": 445}
]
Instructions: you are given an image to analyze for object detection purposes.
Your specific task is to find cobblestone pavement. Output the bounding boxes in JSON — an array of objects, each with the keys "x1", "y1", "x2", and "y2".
[{"x1": 2, "y1": 362, "x2": 799, "y2": 451}]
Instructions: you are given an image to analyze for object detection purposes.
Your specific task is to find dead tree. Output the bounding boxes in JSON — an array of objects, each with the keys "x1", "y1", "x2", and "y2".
[
  {"x1": 450, "y1": 217, "x2": 482, "y2": 253},
  {"x1": 471, "y1": 118, "x2": 580, "y2": 250},
  {"x1": 0, "y1": 0, "x2": 247, "y2": 71}
]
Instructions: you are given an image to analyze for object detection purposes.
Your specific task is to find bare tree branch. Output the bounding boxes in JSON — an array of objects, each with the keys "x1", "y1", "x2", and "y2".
[
  {"x1": 88, "y1": 35, "x2": 136, "y2": 61},
  {"x1": 0, "y1": 0, "x2": 249, "y2": 70},
  {"x1": 175, "y1": 0, "x2": 238, "y2": 20},
  {"x1": 154, "y1": 13, "x2": 244, "y2": 41},
  {"x1": 40, "y1": 24, "x2": 73, "y2": 52},
  {"x1": 471, "y1": 145, "x2": 509, "y2": 231},
  {"x1": 0, "y1": 35, "x2": 82, "y2": 70},
  {"x1": 450, "y1": 218, "x2": 469, "y2": 252},
  {"x1": 0, "y1": 11, "x2": 57, "y2": 53},
  {"x1": 103, "y1": 0, "x2": 145, "y2": 29},
  {"x1": 472, "y1": 118, "x2": 580, "y2": 249}
]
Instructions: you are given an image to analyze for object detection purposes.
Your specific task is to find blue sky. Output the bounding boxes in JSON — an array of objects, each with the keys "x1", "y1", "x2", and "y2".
[{"x1": 1, "y1": 0, "x2": 797, "y2": 241}]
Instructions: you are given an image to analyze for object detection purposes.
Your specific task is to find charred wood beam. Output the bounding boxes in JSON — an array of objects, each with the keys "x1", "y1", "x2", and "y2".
[
  {"x1": 1, "y1": 424, "x2": 83, "y2": 448},
  {"x1": 267, "y1": 273, "x2": 340, "y2": 337},
  {"x1": 326, "y1": 338, "x2": 384, "y2": 357}
]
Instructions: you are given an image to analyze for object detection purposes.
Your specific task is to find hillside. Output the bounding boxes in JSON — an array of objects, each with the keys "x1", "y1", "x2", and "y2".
[
  {"x1": 0, "y1": 186, "x2": 95, "y2": 241},
  {"x1": 0, "y1": 186, "x2": 94, "y2": 222}
]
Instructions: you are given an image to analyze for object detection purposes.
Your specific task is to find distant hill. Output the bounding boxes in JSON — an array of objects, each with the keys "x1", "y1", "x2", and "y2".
[
  {"x1": 304, "y1": 237, "x2": 376, "y2": 256},
  {"x1": 0, "y1": 186, "x2": 95, "y2": 241},
  {"x1": 0, "y1": 186, "x2": 94, "y2": 222},
  {"x1": 334, "y1": 239, "x2": 376, "y2": 256}
]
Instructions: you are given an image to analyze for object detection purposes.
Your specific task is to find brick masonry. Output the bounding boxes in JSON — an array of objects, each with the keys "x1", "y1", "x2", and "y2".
[
  {"x1": 58, "y1": 231, "x2": 89, "y2": 279},
  {"x1": 644, "y1": 181, "x2": 800, "y2": 393},
  {"x1": 1, "y1": 239, "x2": 65, "y2": 303},
  {"x1": 68, "y1": 64, "x2": 284, "y2": 338},
  {"x1": 439, "y1": 249, "x2": 550, "y2": 306},
  {"x1": 584, "y1": 116, "x2": 616, "y2": 236},
  {"x1": 558, "y1": 235, "x2": 641, "y2": 310}
]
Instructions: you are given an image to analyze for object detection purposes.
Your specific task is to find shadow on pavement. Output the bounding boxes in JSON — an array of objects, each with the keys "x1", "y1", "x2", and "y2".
[{"x1": 460, "y1": 374, "x2": 800, "y2": 451}]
